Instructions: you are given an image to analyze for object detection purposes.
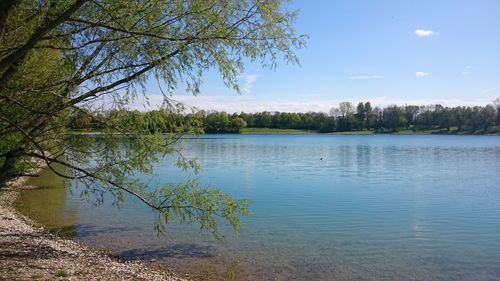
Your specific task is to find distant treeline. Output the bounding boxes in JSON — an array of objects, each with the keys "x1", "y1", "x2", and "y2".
[{"x1": 69, "y1": 100, "x2": 500, "y2": 134}]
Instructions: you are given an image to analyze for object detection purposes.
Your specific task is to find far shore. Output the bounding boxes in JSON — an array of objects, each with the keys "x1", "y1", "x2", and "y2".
[
  {"x1": 66, "y1": 127, "x2": 500, "y2": 136},
  {"x1": 241, "y1": 127, "x2": 500, "y2": 135},
  {"x1": 0, "y1": 175, "x2": 189, "y2": 281}
]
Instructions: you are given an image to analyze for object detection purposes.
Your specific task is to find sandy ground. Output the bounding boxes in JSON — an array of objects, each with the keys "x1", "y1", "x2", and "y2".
[{"x1": 0, "y1": 176, "x2": 190, "y2": 281}]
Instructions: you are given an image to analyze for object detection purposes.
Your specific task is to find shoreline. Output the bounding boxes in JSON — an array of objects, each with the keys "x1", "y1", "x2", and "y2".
[
  {"x1": 0, "y1": 176, "x2": 189, "y2": 281},
  {"x1": 67, "y1": 128, "x2": 500, "y2": 136}
]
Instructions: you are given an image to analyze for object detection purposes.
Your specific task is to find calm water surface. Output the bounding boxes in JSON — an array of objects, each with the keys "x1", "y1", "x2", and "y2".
[{"x1": 17, "y1": 135, "x2": 500, "y2": 280}]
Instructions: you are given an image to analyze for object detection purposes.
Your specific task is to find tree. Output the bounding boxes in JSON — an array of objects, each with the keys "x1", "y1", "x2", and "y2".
[
  {"x1": 467, "y1": 106, "x2": 482, "y2": 131},
  {"x1": 492, "y1": 98, "x2": 500, "y2": 125},
  {"x1": 0, "y1": 0, "x2": 305, "y2": 236},
  {"x1": 230, "y1": 117, "x2": 247, "y2": 133},
  {"x1": 69, "y1": 108, "x2": 92, "y2": 129},
  {"x1": 355, "y1": 102, "x2": 366, "y2": 130},
  {"x1": 438, "y1": 109, "x2": 452, "y2": 131},
  {"x1": 154, "y1": 102, "x2": 500, "y2": 135},
  {"x1": 256, "y1": 111, "x2": 273, "y2": 128},
  {"x1": 329, "y1": 107, "x2": 341, "y2": 118},
  {"x1": 383, "y1": 105, "x2": 405, "y2": 132},
  {"x1": 373, "y1": 106, "x2": 384, "y2": 131},
  {"x1": 319, "y1": 116, "x2": 335, "y2": 133},
  {"x1": 403, "y1": 105, "x2": 419, "y2": 129},
  {"x1": 364, "y1": 102, "x2": 373, "y2": 130},
  {"x1": 451, "y1": 106, "x2": 468, "y2": 131},
  {"x1": 338, "y1": 102, "x2": 354, "y2": 117},
  {"x1": 480, "y1": 105, "x2": 496, "y2": 131},
  {"x1": 416, "y1": 105, "x2": 435, "y2": 129}
]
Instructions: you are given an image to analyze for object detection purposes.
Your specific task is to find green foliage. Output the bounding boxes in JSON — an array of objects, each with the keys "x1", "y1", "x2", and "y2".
[
  {"x1": 383, "y1": 105, "x2": 406, "y2": 132},
  {"x1": 153, "y1": 180, "x2": 250, "y2": 238},
  {"x1": 231, "y1": 117, "x2": 247, "y2": 132},
  {"x1": 233, "y1": 101, "x2": 499, "y2": 134},
  {"x1": 66, "y1": 101, "x2": 500, "y2": 135},
  {"x1": 202, "y1": 111, "x2": 247, "y2": 133},
  {"x1": 1, "y1": 0, "x2": 305, "y2": 237},
  {"x1": 55, "y1": 269, "x2": 69, "y2": 278}
]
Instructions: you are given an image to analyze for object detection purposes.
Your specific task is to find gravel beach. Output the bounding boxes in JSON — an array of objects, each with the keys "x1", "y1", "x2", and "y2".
[{"x1": 0, "y1": 176, "x2": 189, "y2": 281}]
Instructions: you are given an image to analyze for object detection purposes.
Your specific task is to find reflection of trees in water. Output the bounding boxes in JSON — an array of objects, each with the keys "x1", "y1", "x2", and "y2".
[{"x1": 17, "y1": 165, "x2": 78, "y2": 237}]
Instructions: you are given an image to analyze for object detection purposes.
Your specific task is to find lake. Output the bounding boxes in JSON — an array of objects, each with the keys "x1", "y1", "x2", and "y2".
[{"x1": 17, "y1": 134, "x2": 500, "y2": 280}]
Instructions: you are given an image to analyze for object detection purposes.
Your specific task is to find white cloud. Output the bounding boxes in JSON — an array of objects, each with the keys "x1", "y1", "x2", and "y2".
[
  {"x1": 461, "y1": 65, "x2": 472, "y2": 75},
  {"x1": 416, "y1": 71, "x2": 430, "y2": 77},
  {"x1": 414, "y1": 29, "x2": 436, "y2": 37},
  {"x1": 241, "y1": 74, "x2": 259, "y2": 94},
  {"x1": 348, "y1": 75, "x2": 384, "y2": 80}
]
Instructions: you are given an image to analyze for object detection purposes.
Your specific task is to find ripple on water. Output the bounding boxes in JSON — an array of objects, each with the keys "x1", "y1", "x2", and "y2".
[{"x1": 17, "y1": 134, "x2": 500, "y2": 281}]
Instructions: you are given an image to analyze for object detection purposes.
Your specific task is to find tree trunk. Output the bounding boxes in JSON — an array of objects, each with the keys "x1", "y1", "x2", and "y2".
[
  {"x1": 0, "y1": 0, "x2": 17, "y2": 36},
  {"x1": 0, "y1": 148, "x2": 23, "y2": 186}
]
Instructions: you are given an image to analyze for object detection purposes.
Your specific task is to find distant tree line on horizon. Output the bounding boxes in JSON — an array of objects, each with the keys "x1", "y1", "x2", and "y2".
[{"x1": 69, "y1": 99, "x2": 500, "y2": 134}]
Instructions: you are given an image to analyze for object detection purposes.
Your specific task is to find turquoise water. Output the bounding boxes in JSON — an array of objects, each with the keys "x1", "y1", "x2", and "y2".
[{"x1": 18, "y1": 135, "x2": 500, "y2": 280}]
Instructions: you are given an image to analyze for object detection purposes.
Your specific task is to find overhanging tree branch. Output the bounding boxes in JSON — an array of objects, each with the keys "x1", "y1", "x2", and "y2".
[{"x1": 0, "y1": 0, "x2": 88, "y2": 74}]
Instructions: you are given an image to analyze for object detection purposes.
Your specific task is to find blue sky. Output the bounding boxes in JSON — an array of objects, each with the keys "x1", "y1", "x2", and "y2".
[{"x1": 140, "y1": 0, "x2": 500, "y2": 113}]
